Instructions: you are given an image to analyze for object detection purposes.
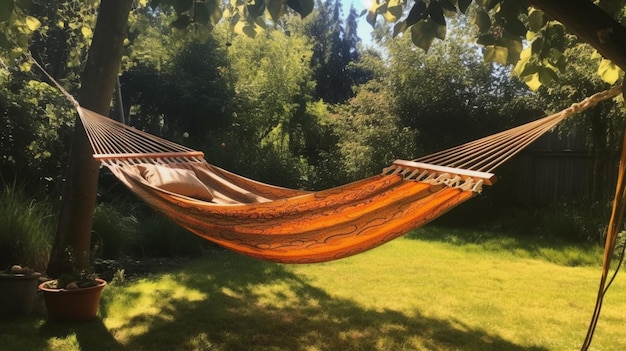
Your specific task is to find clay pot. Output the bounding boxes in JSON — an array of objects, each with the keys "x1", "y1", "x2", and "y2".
[
  {"x1": 38, "y1": 278, "x2": 107, "y2": 322},
  {"x1": 0, "y1": 273, "x2": 40, "y2": 318}
]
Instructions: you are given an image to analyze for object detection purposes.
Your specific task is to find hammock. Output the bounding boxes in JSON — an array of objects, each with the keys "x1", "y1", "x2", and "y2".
[{"x1": 67, "y1": 86, "x2": 622, "y2": 263}]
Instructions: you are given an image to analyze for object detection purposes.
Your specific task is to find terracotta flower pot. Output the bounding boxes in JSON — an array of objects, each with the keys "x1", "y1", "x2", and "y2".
[
  {"x1": 0, "y1": 273, "x2": 40, "y2": 318},
  {"x1": 38, "y1": 278, "x2": 107, "y2": 322}
]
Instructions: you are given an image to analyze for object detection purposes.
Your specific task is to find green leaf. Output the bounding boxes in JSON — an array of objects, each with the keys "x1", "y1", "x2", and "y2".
[
  {"x1": 383, "y1": 0, "x2": 402, "y2": 22},
  {"x1": 173, "y1": 0, "x2": 194, "y2": 13},
  {"x1": 170, "y1": 14, "x2": 192, "y2": 28},
  {"x1": 530, "y1": 36, "x2": 543, "y2": 56},
  {"x1": 81, "y1": 26, "x2": 93, "y2": 39},
  {"x1": 497, "y1": 36, "x2": 522, "y2": 64},
  {"x1": 247, "y1": 0, "x2": 266, "y2": 18},
  {"x1": 458, "y1": 0, "x2": 471, "y2": 13},
  {"x1": 207, "y1": 0, "x2": 223, "y2": 24},
  {"x1": 528, "y1": 9, "x2": 546, "y2": 32},
  {"x1": 473, "y1": 9, "x2": 491, "y2": 33},
  {"x1": 476, "y1": 33, "x2": 495, "y2": 46},
  {"x1": 254, "y1": 15, "x2": 266, "y2": 28},
  {"x1": 434, "y1": 22, "x2": 446, "y2": 40},
  {"x1": 539, "y1": 66, "x2": 558, "y2": 85},
  {"x1": 229, "y1": 11, "x2": 241, "y2": 25},
  {"x1": 439, "y1": 0, "x2": 457, "y2": 12},
  {"x1": 234, "y1": 20, "x2": 258, "y2": 38},
  {"x1": 195, "y1": 0, "x2": 221, "y2": 25},
  {"x1": 428, "y1": 2, "x2": 445, "y2": 26},
  {"x1": 287, "y1": 0, "x2": 314, "y2": 18},
  {"x1": 484, "y1": 45, "x2": 508, "y2": 65},
  {"x1": 411, "y1": 19, "x2": 436, "y2": 52},
  {"x1": 267, "y1": 0, "x2": 287, "y2": 22},
  {"x1": 598, "y1": 59, "x2": 621, "y2": 84},
  {"x1": 504, "y1": 18, "x2": 526, "y2": 37},
  {"x1": 25, "y1": 16, "x2": 41, "y2": 31},
  {"x1": 194, "y1": 2, "x2": 210, "y2": 24},
  {"x1": 516, "y1": 61, "x2": 540, "y2": 77},
  {"x1": 590, "y1": 50, "x2": 602, "y2": 60},
  {"x1": 0, "y1": 0, "x2": 14, "y2": 22},
  {"x1": 405, "y1": 0, "x2": 427, "y2": 27},
  {"x1": 523, "y1": 72, "x2": 541, "y2": 91},
  {"x1": 19, "y1": 61, "x2": 32, "y2": 72},
  {"x1": 0, "y1": 32, "x2": 8, "y2": 47},
  {"x1": 366, "y1": 9, "x2": 377, "y2": 27},
  {"x1": 392, "y1": 21, "x2": 408, "y2": 38}
]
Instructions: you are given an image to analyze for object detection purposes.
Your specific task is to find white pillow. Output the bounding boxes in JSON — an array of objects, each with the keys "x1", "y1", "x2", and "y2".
[{"x1": 136, "y1": 164, "x2": 214, "y2": 201}]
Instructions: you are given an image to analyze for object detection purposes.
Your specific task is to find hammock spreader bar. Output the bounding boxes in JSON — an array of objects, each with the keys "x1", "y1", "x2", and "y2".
[{"x1": 389, "y1": 160, "x2": 497, "y2": 186}]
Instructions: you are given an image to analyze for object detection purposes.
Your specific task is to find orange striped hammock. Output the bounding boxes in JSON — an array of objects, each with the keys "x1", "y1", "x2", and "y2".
[{"x1": 78, "y1": 87, "x2": 620, "y2": 264}]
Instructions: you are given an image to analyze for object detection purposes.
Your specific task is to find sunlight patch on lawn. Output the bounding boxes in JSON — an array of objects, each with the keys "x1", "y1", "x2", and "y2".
[
  {"x1": 103, "y1": 273, "x2": 207, "y2": 341},
  {"x1": 46, "y1": 335, "x2": 78, "y2": 349},
  {"x1": 180, "y1": 332, "x2": 216, "y2": 350},
  {"x1": 252, "y1": 281, "x2": 302, "y2": 308}
]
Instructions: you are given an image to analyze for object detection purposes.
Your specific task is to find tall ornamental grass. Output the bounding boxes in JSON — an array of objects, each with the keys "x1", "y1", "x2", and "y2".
[{"x1": 0, "y1": 184, "x2": 54, "y2": 271}]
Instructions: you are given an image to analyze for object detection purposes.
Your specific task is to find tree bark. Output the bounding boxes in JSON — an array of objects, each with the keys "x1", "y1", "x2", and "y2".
[
  {"x1": 527, "y1": 0, "x2": 626, "y2": 74},
  {"x1": 46, "y1": 0, "x2": 133, "y2": 277}
]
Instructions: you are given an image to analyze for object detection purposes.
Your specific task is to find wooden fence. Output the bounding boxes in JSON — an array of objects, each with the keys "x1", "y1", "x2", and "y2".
[{"x1": 503, "y1": 130, "x2": 619, "y2": 205}]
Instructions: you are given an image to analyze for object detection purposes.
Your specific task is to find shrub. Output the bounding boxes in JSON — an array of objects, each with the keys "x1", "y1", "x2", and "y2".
[
  {"x1": 91, "y1": 202, "x2": 138, "y2": 259},
  {"x1": 136, "y1": 214, "x2": 208, "y2": 257},
  {"x1": 0, "y1": 184, "x2": 54, "y2": 271}
]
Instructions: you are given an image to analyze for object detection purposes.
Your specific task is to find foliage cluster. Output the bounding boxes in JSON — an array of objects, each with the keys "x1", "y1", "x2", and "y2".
[
  {"x1": 0, "y1": 184, "x2": 54, "y2": 272},
  {"x1": 90, "y1": 200, "x2": 210, "y2": 259}
]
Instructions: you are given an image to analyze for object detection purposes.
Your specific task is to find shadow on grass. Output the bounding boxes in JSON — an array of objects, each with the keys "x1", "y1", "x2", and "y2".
[
  {"x1": 95, "y1": 249, "x2": 547, "y2": 351},
  {"x1": 0, "y1": 297, "x2": 126, "y2": 350},
  {"x1": 40, "y1": 319, "x2": 127, "y2": 350}
]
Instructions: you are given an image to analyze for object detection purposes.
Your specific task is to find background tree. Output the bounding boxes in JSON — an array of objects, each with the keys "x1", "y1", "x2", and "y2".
[
  {"x1": 304, "y1": 0, "x2": 360, "y2": 103},
  {"x1": 216, "y1": 28, "x2": 319, "y2": 188},
  {"x1": 47, "y1": 0, "x2": 133, "y2": 275}
]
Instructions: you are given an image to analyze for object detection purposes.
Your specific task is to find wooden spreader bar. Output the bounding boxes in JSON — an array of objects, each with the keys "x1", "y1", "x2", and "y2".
[
  {"x1": 392, "y1": 160, "x2": 497, "y2": 186},
  {"x1": 93, "y1": 151, "x2": 205, "y2": 161}
]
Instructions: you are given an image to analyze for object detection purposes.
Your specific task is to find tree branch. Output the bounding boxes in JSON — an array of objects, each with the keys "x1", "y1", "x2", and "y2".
[{"x1": 527, "y1": 0, "x2": 626, "y2": 73}]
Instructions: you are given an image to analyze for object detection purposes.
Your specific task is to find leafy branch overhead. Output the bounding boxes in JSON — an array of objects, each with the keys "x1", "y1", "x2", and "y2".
[
  {"x1": 150, "y1": 0, "x2": 314, "y2": 37},
  {"x1": 366, "y1": 0, "x2": 623, "y2": 89},
  {"x1": 155, "y1": 0, "x2": 622, "y2": 90},
  {"x1": 1, "y1": 0, "x2": 623, "y2": 90}
]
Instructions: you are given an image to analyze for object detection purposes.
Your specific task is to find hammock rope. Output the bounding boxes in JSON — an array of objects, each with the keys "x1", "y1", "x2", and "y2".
[
  {"x1": 581, "y1": 122, "x2": 626, "y2": 351},
  {"x1": 415, "y1": 85, "x2": 624, "y2": 173}
]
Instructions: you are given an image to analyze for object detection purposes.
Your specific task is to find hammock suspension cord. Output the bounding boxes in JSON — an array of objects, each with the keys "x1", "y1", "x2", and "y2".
[
  {"x1": 581, "y1": 122, "x2": 626, "y2": 351},
  {"x1": 32, "y1": 45, "x2": 618, "y2": 176},
  {"x1": 415, "y1": 85, "x2": 623, "y2": 173},
  {"x1": 66, "y1": 85, "x2": 623, "y2": 178}
]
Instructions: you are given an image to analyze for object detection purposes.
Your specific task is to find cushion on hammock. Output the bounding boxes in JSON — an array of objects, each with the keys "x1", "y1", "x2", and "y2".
[{"x1": 137, "y1": 164, "x2": 214, "y2": 201}]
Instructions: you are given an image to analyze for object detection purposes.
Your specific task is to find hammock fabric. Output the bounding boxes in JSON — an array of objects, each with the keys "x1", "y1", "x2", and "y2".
[{"x1": 71, "y1": 86, "x2": 622, "y2": 263}]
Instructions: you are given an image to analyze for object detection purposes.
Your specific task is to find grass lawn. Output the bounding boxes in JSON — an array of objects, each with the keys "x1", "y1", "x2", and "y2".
[{"x1": 1, "y1": 232, "x2": 625, "y2": 350}]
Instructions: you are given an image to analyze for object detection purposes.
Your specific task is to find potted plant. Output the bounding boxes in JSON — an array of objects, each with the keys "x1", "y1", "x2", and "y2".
[
  {"x1": 0, "y1": 264, "x2": 42, "y2": 318},
  {"x1": 38, "y1": 250, "x2": 107, "y2": 322}
]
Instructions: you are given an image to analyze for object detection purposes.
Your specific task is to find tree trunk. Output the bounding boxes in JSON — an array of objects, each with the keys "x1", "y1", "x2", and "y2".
[{"x1": 46, "y1": 0, "x2": 133, "y2": 277}]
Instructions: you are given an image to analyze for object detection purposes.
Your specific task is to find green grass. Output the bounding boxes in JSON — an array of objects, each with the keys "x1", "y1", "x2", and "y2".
[
  {"x1": 1, "y1": 232, "x2": 625, "y2": 350},
  {"x1": 409, "y1": 226, "x2": 606, "y2": 267}
]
